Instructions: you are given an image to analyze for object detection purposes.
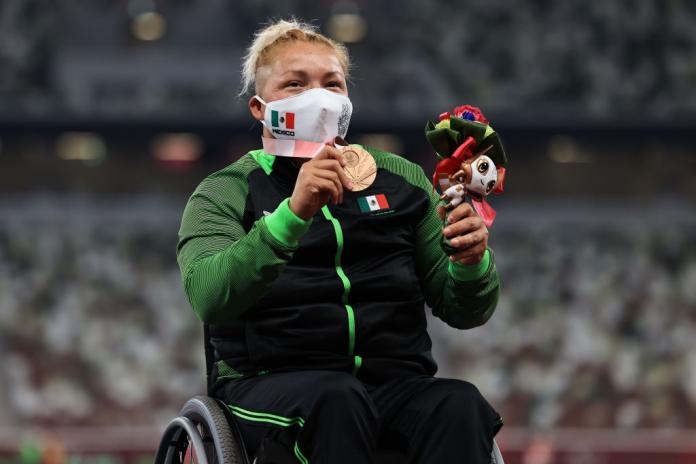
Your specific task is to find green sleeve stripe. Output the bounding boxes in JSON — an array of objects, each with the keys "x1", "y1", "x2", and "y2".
[
  {"x1": 265, "y1": 198, "x2": 313, "y2": 247},
  {"x1": 448, "y1": 248, "x2": 491, "y2": 281}
]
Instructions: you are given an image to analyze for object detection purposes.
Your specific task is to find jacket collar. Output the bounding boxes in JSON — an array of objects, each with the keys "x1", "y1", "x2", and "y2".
[{"x1": 254, "y1": 150, "x2": 303, "y2": 190}]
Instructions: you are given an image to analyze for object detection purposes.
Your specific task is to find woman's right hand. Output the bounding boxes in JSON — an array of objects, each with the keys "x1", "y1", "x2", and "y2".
[{"x1": 288, "y1": 145, "x2": 354, "y2": 220}]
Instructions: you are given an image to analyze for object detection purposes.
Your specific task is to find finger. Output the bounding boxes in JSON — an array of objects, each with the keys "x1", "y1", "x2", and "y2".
[
  {"x1": 313, "y1": 177, "x2": 340, "y2": 205},
  {"x1": 314, "y1": 169, "x2": 344, "y2": 204},
  {"x1": 450, "y1": 247, "x2": 486, "y2": 265},
  {"x1": 314, "y1": 145, "x2": 346, "y2": 167},
  {"x1": 312, "y1": 159, "x2": 354, "y2": 190},
  {"x1": 449, "y1": 242, "x2": 487, "y2": 262},
  {"x1": 324, "y1": 145, "x2": 346, "y2": 166},
  {"x1": 442, "y1": 216, "x2": 482, "y2": 239},
  {"x1": 315, "y1": 171, "x2": 343, "y2": 204},
  {"x1": 449, "y1": 229, "x2": 488, "y2": 250},
  {"x1": 445, "y1": 202, "x2": 476, "y2": 224}
]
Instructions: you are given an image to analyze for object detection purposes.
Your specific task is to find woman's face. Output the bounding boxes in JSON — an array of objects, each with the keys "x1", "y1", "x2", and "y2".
[{"x1": 249, "y1": 41, "x2": 348, "y2": 134}]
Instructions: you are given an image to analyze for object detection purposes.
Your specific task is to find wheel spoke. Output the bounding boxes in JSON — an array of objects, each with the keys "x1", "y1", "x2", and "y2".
[{"x1": 188, "y1": 437, "x2": 196, "y2": 464}]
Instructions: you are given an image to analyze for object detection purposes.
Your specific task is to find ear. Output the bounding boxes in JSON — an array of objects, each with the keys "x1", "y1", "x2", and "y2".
[
  {"x1": 249, "y1": 96, "x2": 265, "y2": 122},
  {"x1": 493, "y1": 167, "x2": 506, "y2": 193}
]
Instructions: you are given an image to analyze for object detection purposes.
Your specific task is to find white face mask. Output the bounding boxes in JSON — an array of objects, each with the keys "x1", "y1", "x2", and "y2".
[{"x1": 254, "y1": 88, "x2": 353, "y2": 157}]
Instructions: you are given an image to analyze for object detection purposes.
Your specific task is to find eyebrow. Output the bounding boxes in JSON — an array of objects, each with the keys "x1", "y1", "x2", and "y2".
[{"x1": 280, "y1": 70, "x2": 344, "y2": 79}]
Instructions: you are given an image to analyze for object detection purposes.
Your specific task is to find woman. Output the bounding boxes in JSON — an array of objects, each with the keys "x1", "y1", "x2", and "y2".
[{"x1": 177, "y1": 18, "x2": 502, "y2": 464}]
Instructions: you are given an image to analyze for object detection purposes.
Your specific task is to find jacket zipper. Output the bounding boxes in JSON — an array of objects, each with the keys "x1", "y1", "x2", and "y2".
[{"x1": 320, "y1": 206, "x2": 361, "y2": 375}]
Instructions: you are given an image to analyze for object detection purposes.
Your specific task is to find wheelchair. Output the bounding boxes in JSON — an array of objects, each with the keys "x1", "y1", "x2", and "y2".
[{"x1": 154, "y1": 324, "x2": 505, "y2": 463}]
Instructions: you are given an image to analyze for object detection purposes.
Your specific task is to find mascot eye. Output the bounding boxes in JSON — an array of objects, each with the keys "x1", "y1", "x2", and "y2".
[
  {"x1": 477, "y1": 160, "x2": 489, "y2": 174},
  {"x1": 486, "y1": 180, "x2": 496, "y2": 193}
]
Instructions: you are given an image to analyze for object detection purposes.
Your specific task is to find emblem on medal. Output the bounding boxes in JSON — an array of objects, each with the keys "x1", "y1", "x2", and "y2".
[{"x1": 336, "y1": 144, "x2": 376, "y2": 191}]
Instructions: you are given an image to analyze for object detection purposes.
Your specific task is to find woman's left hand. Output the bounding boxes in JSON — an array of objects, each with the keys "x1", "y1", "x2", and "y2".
[{"x1": 441, "y1": 203, "x2": 489, "y2": 265}]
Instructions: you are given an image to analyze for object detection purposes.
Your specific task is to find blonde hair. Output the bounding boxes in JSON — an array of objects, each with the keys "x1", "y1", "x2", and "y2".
[{"x1": 240, "y1": 18, "x2": 351, "y2": 96}]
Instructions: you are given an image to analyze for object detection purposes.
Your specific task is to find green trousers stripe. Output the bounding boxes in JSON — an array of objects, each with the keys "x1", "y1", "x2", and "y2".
[{"x1": 227, "y1": 404, "x2": 309, "y2": 463}]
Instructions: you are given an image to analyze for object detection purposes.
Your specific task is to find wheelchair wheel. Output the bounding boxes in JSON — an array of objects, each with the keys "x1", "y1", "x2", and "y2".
[{"x1": 155, "y1": 395, "x2": 249, "y2": 464}]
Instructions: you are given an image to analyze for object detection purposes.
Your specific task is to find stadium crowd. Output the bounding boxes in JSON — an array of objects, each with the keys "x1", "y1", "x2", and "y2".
[
  {"x1": 1, "y1": 0, "x2": 695, "y2": 119},
  {"x1": 1, "y1": 199, "x2": 694, "y2": 430}
]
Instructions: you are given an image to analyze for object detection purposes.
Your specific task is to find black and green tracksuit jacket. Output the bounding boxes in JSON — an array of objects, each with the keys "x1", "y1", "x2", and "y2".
[{"x1": 176, "y1": 146, "x2": 500, "y2": 388}]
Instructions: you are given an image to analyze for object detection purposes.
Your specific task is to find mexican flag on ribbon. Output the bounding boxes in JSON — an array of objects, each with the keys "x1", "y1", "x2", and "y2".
[
  {"x1": 271, "y1": 110, "x2": 295, "y2": 129},
  {"x1": 358, "y1": 194, "x2": 390, "y2": 213}
]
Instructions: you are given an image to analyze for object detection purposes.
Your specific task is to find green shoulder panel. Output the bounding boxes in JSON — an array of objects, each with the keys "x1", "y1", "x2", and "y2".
[
  {"x1": 176, "y1": 152, "x2": 268, "y2": 275},
  {"x1": 176, "y1": 151, "x2": 300, "y2": 323},
  {"x1": 362, "y1": 145, "x2": 434, "y2": 196},
  {"x1": 189, "y1": 152, "x2": 267, "y2": 216}
]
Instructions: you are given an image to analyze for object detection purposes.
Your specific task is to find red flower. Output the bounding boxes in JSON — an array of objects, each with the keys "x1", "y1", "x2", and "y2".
[{"x1": 452, "y1": 105, "x2": 489, "y2": 125}]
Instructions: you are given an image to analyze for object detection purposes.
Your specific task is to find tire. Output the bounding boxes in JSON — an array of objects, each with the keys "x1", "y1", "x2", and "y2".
[{"x1": 179, "y1": 395, "x2": 247, "y2": 464}]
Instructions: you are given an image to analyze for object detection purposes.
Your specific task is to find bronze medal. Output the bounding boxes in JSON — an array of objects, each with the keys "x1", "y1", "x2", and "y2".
[{"x1": 338, "y1": 145, "x2": 376, "y2": 191}]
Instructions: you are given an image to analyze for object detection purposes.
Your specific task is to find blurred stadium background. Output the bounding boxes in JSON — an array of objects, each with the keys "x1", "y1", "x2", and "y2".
[{"x1": 1, "y1": 0, "x2": 695, "y2": 463}]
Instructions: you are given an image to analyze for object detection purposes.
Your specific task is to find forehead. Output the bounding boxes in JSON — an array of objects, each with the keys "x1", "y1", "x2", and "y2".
[{"x1": 263, "y1": 41, "x2": 345, "y2": 77}]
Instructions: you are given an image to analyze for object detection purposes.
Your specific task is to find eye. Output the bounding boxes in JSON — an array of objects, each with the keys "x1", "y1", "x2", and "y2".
[
  {"x1": 486, "y1": 180, "x2": 496, "y2": 193},
  {"x1": 325, "y1": 81, "x2": 345, "y2": 91},
  {"x1": 477, "y1": 160, "x2": 489, "y2": 174},
  {"x1": 286, "y1": 81, "x2": 302, "y2": 88}
]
